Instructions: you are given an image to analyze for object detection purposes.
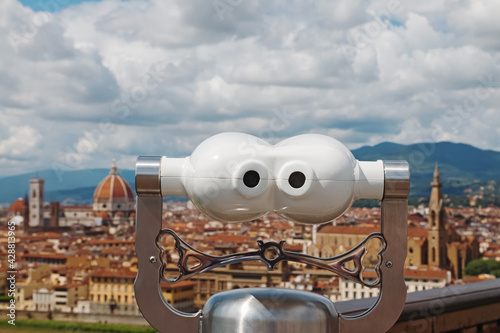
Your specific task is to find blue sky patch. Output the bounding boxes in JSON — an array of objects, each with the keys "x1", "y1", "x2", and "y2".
[{"x1": 20, "y1": 0, "x2": 103, "y2": 12}]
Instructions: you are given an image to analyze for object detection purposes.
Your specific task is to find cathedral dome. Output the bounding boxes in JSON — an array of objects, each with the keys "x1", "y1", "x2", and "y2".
[
  {"x1": 94, "y1": 159, "x2": 134, "y2": 202},
  {"x1": 9, "y1": 198, "x2": 25, "y2": 213},
  {"x1": 93, "y1": 159, "x2": 135, "y2": 217},
  {"x1": 96, "y1": 211, "x2": 110, "y2": 219}
]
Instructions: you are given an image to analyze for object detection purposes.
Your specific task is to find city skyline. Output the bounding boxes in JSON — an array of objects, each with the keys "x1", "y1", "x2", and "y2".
[
  {"x1": 1, "y1": 0, "x2": 499, "y2": 177},
  {"x1": 2, "y1": 165, "x2": 498, "y2": 327}
]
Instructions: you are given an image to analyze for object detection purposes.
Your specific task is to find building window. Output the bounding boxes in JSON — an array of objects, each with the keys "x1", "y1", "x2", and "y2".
[{"x1": 432, "y1": 247, "x2": 436, "y2": 262}]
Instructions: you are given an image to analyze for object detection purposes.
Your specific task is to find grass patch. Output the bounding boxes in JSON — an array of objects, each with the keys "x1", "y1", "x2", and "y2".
[
  {"x1": 0, "y1": 294, "x2": 13, "y2": 302},
  {"x1": 0, "y1": 319, "x2": 156, "y2": 332}
]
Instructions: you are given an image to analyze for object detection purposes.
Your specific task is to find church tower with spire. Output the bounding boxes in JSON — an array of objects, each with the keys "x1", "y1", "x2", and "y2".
[{"x1": 427, "y1": 164, "x2": 448, "y2": 269}]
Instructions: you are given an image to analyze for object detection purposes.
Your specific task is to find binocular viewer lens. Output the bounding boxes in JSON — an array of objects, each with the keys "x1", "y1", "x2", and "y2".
[
  {"x1": 288, "y1": 171, "x2": 306, "y2": 189},
  {"x1": 243, "y1": 170, "x2": 260, "y2": 188}
]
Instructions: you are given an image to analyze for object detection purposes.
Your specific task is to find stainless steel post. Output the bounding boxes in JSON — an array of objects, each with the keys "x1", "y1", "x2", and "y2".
[
  {"x1": 135, "y1": 156, "x2": 201, "y2": 333},
  {"x1": 338, "y1": 161, "x2": 409, "y2": 333}
]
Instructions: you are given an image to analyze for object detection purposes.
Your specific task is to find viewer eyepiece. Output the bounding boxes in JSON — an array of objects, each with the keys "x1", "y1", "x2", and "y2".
[
  {"x1": 243, "y1": 170, "x2": 260, "y2": 188},
  {"x1": 288, "y1": 171, "x2": 306, "y2": 188}
]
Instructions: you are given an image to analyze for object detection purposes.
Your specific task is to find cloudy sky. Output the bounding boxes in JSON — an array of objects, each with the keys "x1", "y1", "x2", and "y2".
[{"x1": 0, "y1": 0, "x2": 499, "y2": 177}]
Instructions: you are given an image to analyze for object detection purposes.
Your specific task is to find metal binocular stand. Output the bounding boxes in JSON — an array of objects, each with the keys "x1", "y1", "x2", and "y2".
[{"x1": 134, "y1": 133, "x2": 410, "y2": 333}]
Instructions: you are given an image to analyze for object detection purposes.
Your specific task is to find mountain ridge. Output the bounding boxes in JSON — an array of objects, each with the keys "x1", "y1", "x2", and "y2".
[{"x1": 1, "y1": 141, "x2": 499, "y2": 204}]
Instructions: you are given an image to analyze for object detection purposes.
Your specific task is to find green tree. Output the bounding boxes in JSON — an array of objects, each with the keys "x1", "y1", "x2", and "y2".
[
  {"x1": 464, "y1": 259, "x2": 500, "y2": 276},
  {"x1": 491, "y1": 269, "x2": 500, "y2": 278}
]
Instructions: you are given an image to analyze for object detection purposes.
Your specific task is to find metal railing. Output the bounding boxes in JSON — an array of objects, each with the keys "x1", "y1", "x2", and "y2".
[{"x1": 335, "y1": 279, "x2": 500, "y2": 332}]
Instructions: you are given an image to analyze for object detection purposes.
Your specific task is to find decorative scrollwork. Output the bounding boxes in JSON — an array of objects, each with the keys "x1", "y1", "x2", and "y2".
[{"x1": 157, "y1": 229, "x2": 386, "y2": 288}]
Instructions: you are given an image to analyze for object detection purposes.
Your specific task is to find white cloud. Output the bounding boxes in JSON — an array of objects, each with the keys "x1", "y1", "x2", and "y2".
[
  {"x1": 448, "y1": 0, "x2": 500, "y2": 51},
  {"x1": 0, "y1": 125, "x2": 42, "y2": 157},
  {"x1": 0, "y1": 0, "x2": 499, "y2": 177}
]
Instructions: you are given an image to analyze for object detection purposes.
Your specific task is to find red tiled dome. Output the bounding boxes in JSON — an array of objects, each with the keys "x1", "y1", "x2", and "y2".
[
  {"x1": 97, "y1": 211, "x2": 110, "y2": 219},
  {"x1": 93, "y1": 159, "x2": 133, "y2": 201},
  {"x1": 9, "y1": 198, "x2": 25, "y2": 213}
]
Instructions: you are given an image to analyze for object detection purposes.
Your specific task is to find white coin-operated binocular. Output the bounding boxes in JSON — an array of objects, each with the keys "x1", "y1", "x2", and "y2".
[{"x1": 134, "y1": 133, "x2": 409, "y2": 333}]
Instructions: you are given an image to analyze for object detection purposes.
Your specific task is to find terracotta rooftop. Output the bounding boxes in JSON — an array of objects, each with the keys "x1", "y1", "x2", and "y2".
[
  {"x1": 91, "y1": 269, "x2": 136, "y2": 279},
  {"x1": 102, "y1": 248, "x2": 131, "y2": 255},
  {"x1": 318, "y1": 225, "x2": 428, "y2": 238},
  {"x1": 284, "y1": 244, "x2": 303, "y2": 252},
  {"x1": 206, "y1": 235, "x2": 251, "y2": 244},
  {"x1": 23, "y1": 253, "x2": 67, "y2": 260},
  {"x1": 408, "y1": 214, "x2": 427, "y2": 222},
  {"x1": 89, "y1": 239, "x2": 134, "y2": 245},
  {"x1": 22, "y1": 232, "x2": 62, "y2": 240},
  {"x1": 9, "y1": 198, "x2": 25, "y2": 213}
]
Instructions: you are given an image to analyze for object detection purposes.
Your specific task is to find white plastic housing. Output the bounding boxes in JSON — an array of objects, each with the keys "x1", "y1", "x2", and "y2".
[{"x1": 160, "y1": 133, "x2": 384, "y2": 224}]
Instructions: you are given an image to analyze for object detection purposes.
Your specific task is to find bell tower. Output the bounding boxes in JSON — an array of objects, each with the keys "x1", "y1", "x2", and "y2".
[
  {"x1": 29, "y1": 178, "x2": 45, "y2": 227},
  {"x1": 427, "y1": 164, "x2": 448, "y2": 269},
  {"x1": 23, "y1": 192, "x2": 30, "y2": 232}
]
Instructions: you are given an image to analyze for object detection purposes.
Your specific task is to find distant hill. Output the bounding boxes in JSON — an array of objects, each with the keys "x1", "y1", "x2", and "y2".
[
  {"x1": 351, "y1": 141, "x2": 500, "y2": 199},
  {"x1": 0, "y1": 168, "x2": 135, "y2": 204},
  {"x1": 1, "y1": 141, "x2": 499, "y2": 205}
]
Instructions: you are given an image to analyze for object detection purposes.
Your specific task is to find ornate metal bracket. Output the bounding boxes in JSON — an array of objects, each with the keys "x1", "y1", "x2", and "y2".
[{"x1": 158, "y1": 229, "x2": 385, "y2": 288}]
